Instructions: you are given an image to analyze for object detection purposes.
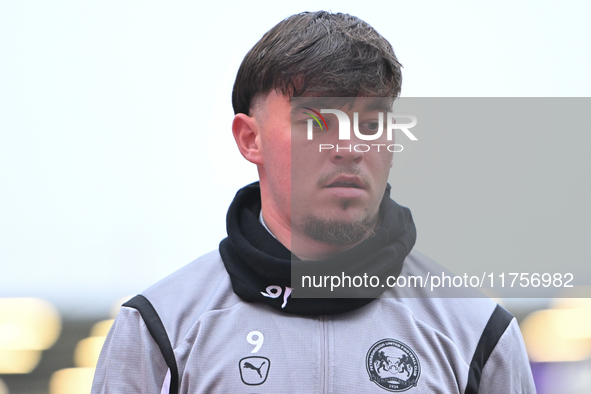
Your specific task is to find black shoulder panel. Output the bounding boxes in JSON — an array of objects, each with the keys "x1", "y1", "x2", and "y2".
[
  {"x1": 465, "y1": 304, "x2": 514, "y2": 394},
  {"x1": 123, "y1": 294, "x2": 179, "y2": 394}
]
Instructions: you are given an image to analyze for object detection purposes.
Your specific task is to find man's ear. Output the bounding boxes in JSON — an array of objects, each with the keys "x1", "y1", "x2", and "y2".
[{"x1": 232, "y1": 113, "x2": 263, "y2": 165}]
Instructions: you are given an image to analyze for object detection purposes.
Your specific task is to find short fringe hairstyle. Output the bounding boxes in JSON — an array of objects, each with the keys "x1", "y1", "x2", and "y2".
[{"x1": 232, "y1": 11, "x2": 403, "y2": 115}]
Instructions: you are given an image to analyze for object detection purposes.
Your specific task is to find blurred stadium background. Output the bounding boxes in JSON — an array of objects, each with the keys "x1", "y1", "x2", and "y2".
[{"x1": 1, "y1": 1, "x2": 589, "y2": 393}]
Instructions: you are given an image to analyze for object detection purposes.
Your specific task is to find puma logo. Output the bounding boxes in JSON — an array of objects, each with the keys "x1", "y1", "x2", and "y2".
[
  {"x1": 239, "y1": 356, "x2": 270, "y2": 385},
  {"x1": 243, "y1": 361, "x2": 266, "y2": 378}
]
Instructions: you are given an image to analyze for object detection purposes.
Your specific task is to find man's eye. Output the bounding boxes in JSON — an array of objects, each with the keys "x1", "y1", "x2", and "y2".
[
  {"x1": 367, "y1": 122, "x2": 380, "y2": 131},
  {"x1": 303, "y1": 119, "x2": 329, "y2": 132},
  {"x1": 312, "y1": 122, "x2": 324, "y2": 131},
  {"x1": 359, "y1": 120, "x2": 383, "y2": 135}
]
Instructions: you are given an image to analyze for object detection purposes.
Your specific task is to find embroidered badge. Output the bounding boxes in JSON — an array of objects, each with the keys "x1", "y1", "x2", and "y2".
[
  {"x1": 366, "y1": 339, "x2": 420, "y2": 392},
  {"x1": 239, "y1": 356, "x2": 270, "y2": 386}
]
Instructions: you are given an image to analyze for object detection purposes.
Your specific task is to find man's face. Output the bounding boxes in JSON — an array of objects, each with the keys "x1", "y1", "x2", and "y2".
[{"x1": 256, "y1": 91, "x2": 394, "y2": 251}]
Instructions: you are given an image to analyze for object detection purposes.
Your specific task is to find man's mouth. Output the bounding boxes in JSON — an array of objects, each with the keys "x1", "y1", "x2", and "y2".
[
  {"x1": 324, "y1": 175, "x2": 366, "y2": 189},
  {"x1": 326, "y1": 181, "x2": 362, "y2": 188},
  {"x1": 321, "y1": 175, "x2": 368, "y2": 200}
]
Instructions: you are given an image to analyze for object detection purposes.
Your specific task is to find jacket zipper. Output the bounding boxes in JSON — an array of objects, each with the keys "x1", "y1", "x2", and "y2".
[{"x1": 321, "y1": 315, "x2": 329, "y2": 394}]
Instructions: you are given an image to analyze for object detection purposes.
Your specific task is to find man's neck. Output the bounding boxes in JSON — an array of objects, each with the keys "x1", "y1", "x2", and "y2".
[{"x1": 259, "y1": 210, "x2": 277, "y2": 239}]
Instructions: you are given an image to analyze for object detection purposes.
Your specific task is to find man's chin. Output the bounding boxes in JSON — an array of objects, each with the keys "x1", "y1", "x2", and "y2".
[{"x1": 301, "y1": 215, "x2": 375, "y2": 246}]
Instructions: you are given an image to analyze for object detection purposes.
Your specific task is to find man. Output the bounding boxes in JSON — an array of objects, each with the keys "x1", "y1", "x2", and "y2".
[{"x1": 92, "y1": 11, "x2": 535, "y2": 393}]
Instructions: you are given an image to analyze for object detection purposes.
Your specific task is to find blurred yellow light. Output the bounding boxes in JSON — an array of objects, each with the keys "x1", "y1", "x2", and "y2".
[
  {"x1": 90, "y1": 320, "x2": 114, "y2": 337},
  {"x1": 0, "y1": 298, "x2": 61, "y2": 350},
  {"x1": 0, "y1": 349, "x2": 42, "y2": 374},
  {"x1": 74, "y1": 337, "x2": 106, "y2": 368},
  {"x1": 49, "y1": 368, "x2": 95, "y2": 394},
  {"x1": 521, "y1": 309, "x2": 591, "y2": 362}
]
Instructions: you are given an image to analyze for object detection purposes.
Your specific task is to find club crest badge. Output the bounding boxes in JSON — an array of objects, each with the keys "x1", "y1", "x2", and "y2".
[
  {"x1": 239, "y1": 356, "x2": 270, "y2": 386},
  {"x1": 366, "y1": 339, "x2": 420, "y2": 392}
]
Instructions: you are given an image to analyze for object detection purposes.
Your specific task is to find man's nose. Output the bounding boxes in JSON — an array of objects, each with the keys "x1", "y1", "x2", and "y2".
[{"x1": 328, "y1": 131, "x2": 364, "y2": 165}]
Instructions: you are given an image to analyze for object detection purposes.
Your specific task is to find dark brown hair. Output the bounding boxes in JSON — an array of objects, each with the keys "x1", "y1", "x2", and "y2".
[{"x1": 232, "y1": 11, "x2": 403, "y2": 115}]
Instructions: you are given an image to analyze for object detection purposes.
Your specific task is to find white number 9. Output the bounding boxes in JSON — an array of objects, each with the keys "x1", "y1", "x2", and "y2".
[{"x1": 247, "y1": 331, "x2": 264, "y2": 353}]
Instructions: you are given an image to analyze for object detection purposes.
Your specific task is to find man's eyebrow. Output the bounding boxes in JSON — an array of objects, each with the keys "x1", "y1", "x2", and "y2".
[
  {"x1": 362, "y1": 101, "x2": 393, "y2": 112},
  {"x1": 291, "y1": 99, "x2": 333, "y2": 114},
  {"x1": 291, "y1": 106, "x2": 308, "y2": 115}
]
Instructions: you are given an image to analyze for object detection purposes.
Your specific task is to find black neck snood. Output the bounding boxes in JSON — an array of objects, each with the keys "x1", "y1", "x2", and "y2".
[{"x1": 219, "y1": 182, "x2": 416, "y2": 315}]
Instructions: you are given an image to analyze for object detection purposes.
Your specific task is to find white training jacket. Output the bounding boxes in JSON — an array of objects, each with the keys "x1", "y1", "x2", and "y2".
[{"x1": 92, "y1": 249, "x2": 536, "y2": 393}]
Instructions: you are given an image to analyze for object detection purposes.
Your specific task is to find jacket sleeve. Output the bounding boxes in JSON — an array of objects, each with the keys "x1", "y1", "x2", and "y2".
[
  {"x1": 91, "y1": 306, "x2": 170, "y2": 394},
  {"x1": 478, "y1": 318, "x2": 536, "y2": 394}
]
